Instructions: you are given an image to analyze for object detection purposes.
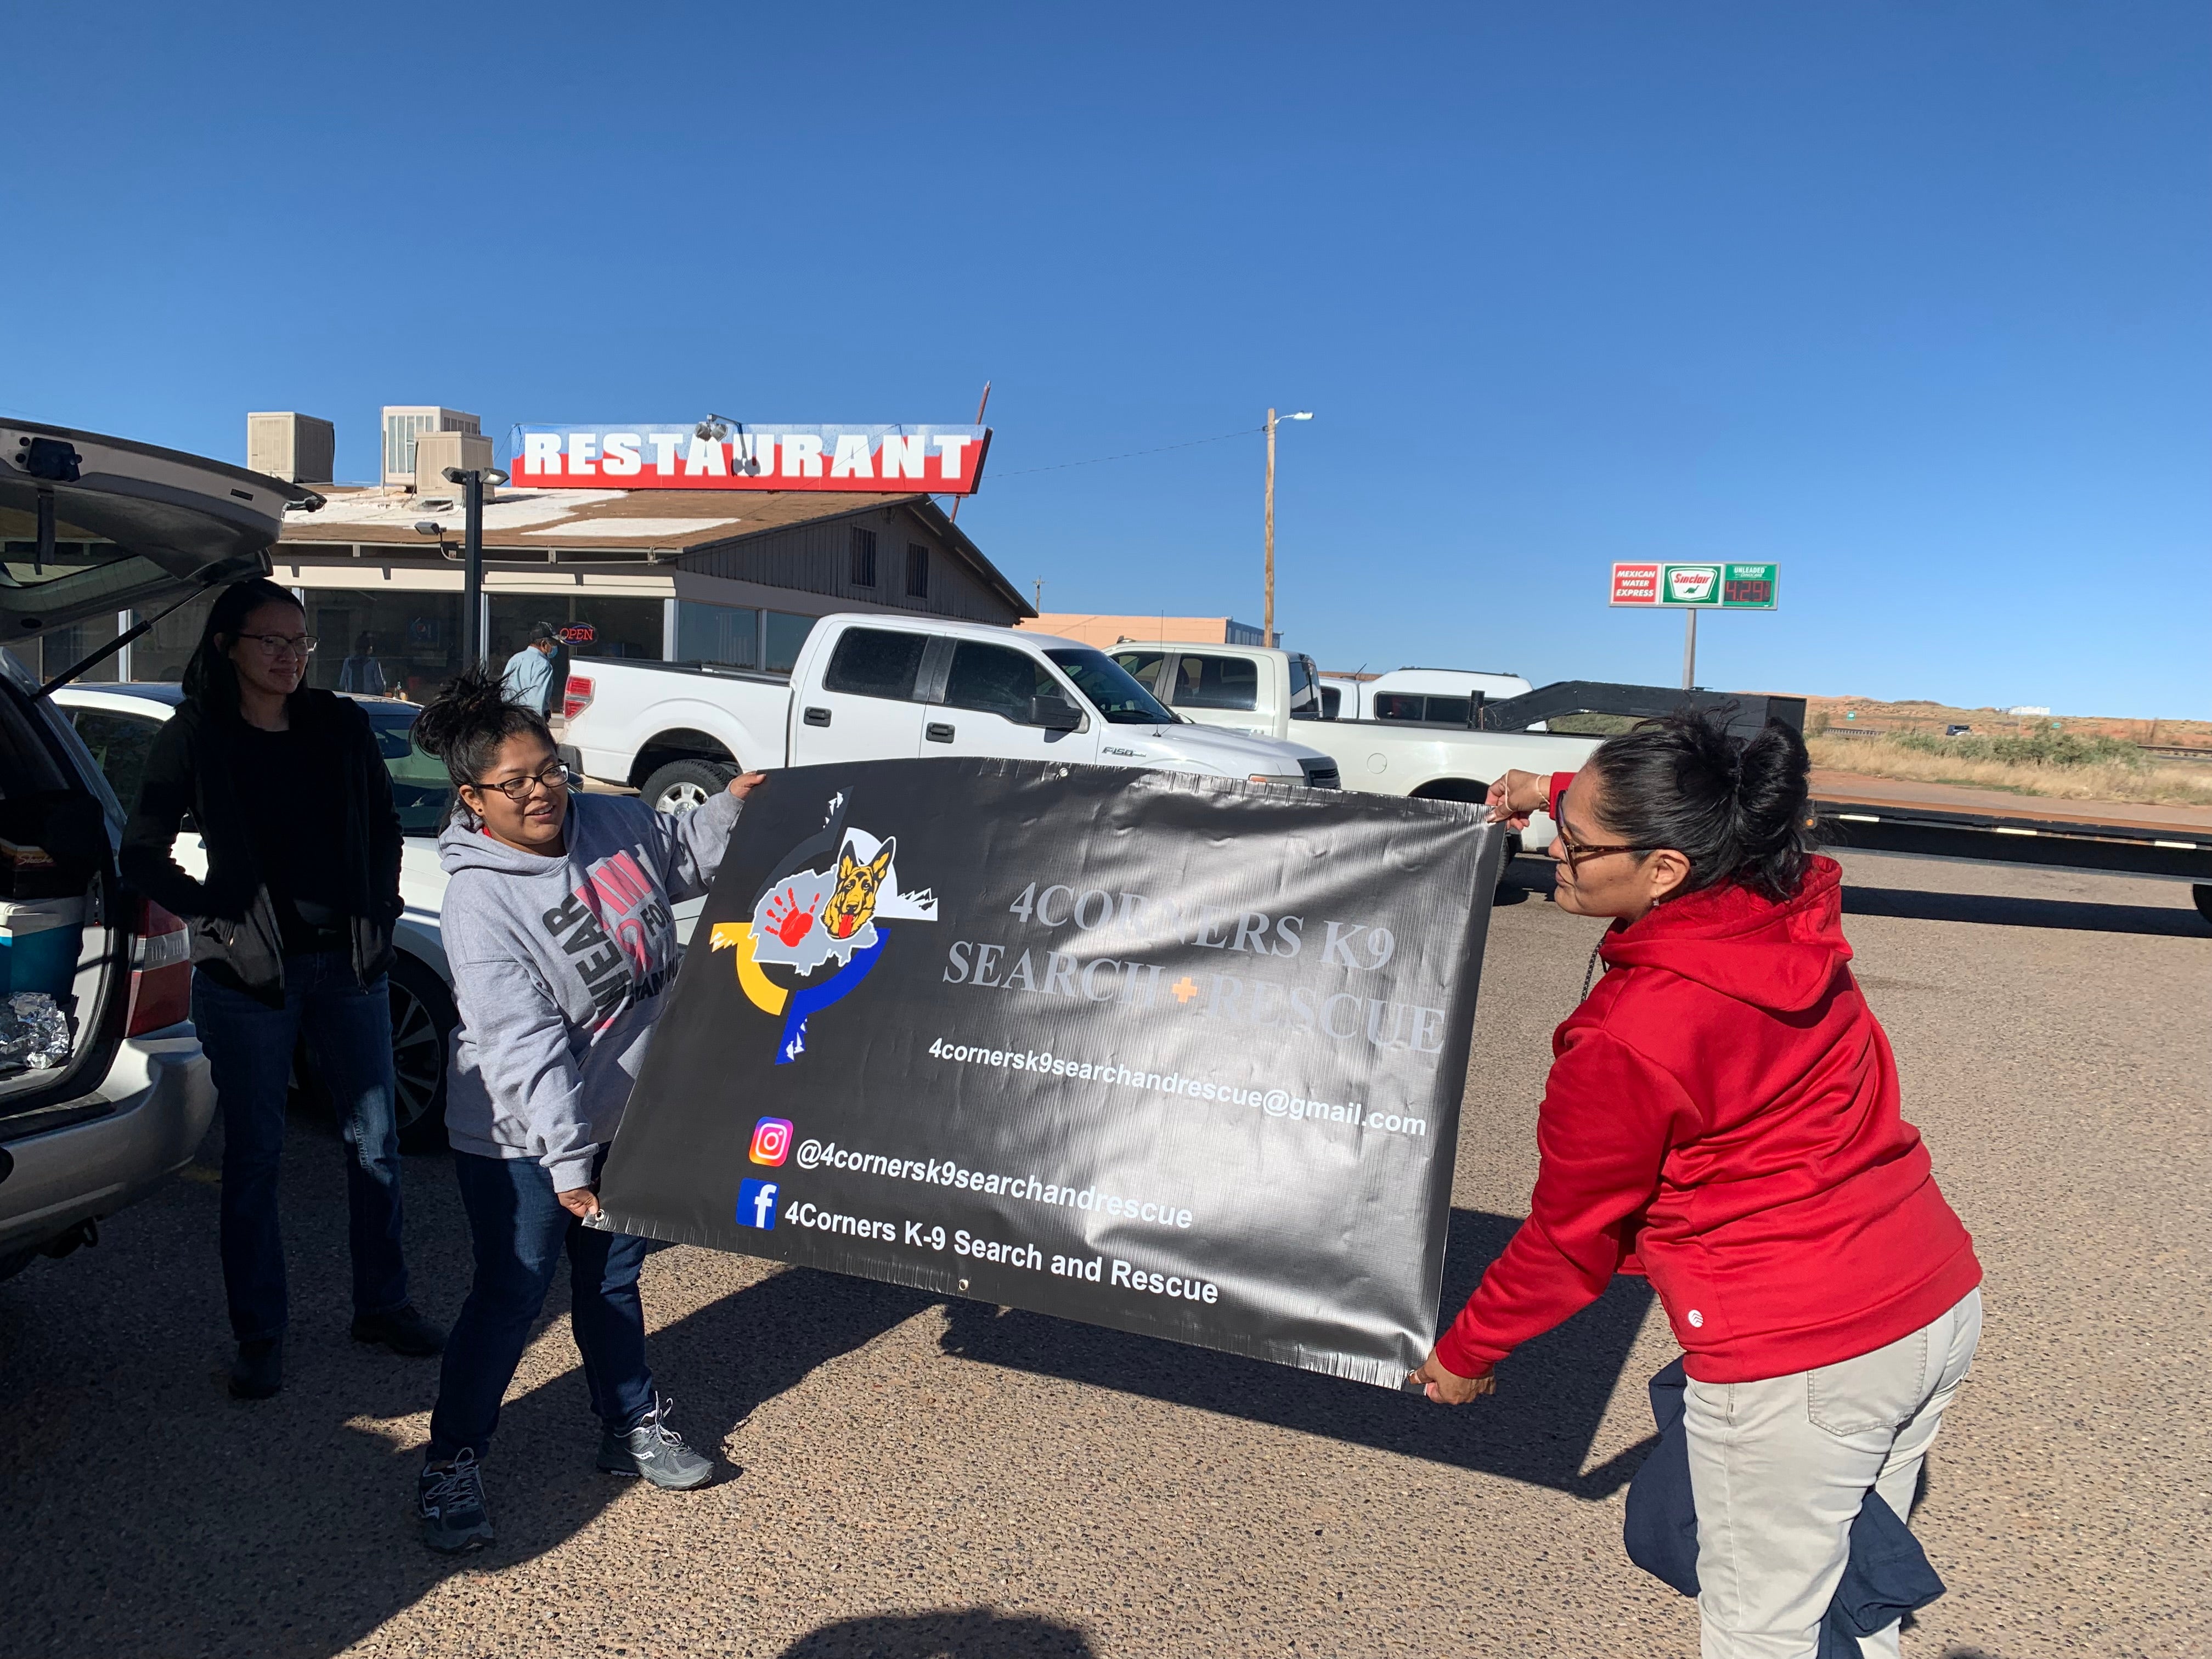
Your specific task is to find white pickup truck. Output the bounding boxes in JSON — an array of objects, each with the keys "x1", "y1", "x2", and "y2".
[
  {"x1": 560, "y1": 613, "x2": 1342, "y2": 811},
  {"x1": 1105, "y1": 642, "x2": 1600, "y2": 847},
  {"x1": 1320, "y1": 666, "x2": 1536, "y2": 725}
]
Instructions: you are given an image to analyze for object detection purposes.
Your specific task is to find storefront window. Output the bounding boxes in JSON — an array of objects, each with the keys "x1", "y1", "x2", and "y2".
[
  {"x1": 676, "y1": 601, "x2": 759, "y2": 669},
  {"x1": 489, "y1": 595, "x2": 664, "y2": 667},
  {"x1": 129, "y1": 590, "x2": 222, "y2": 685},
  {"x1": 764, "y1": 611, "x2": 816, "y2": 674},
  {"x1": 298, "y1": 591, "x2": 464, "y2": 702},
  {"x1": 18, "y1": 612, "x2": 123, "y2": 685}
]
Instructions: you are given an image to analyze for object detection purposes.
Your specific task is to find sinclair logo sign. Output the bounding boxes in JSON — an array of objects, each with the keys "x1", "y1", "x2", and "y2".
[
  {"x1": 515, "y1": 423, "x2": 992, "y2": 494},
  {"x1": 1610, "y1": 562, "x2": 1779, "y2": 609}
]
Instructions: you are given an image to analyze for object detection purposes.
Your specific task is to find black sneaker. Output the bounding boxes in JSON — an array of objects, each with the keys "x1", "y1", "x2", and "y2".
[
  {"x1": 352, "y1": 1304, "x2": 446, "y2": 1358},
  {"x1": 419, "y1": 1450, "x2": 495, "y2": 1554},
  {"x1": 228, "y1": 1336, "x2": 283, "y2": 1400},
  {"x1": 596, "y1": 1395, "x2": 713, "y2": 1490}
]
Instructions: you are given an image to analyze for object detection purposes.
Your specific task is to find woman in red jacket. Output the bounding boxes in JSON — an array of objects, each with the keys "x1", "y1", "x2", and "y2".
[{"x1": 1412, "y1": 713, "x2": 1982, "y2": 1659}]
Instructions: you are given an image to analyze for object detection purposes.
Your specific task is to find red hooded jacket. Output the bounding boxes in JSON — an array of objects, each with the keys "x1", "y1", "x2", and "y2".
[{"x1": 1435, "y1": 850, "x2": 1980, "y2": 1384}]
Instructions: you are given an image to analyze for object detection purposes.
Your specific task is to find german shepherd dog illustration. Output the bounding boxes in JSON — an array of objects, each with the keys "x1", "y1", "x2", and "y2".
[{"x1": 823, "y1": 839, "x2": 895, "y2": 940}]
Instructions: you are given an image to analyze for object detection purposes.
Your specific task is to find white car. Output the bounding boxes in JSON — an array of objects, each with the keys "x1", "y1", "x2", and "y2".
[
  {"x1": 2, "y1": 417, "x2": 316, "y2": 1278},
  {"x1": 54, "y1": 684, "x2": 460, "y2": 1152},
  {"x1": 1109, "y1": 643, "x2": 1598, "y2": 850}
]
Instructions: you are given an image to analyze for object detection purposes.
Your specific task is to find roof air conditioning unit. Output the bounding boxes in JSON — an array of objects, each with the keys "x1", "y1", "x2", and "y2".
[
  {"x1": 246, "y1": 412, "x2": 336, "y2": 483},
  {"x1": 382, "y1": 405, "x2": 481, "y2": 488},
  {"x1": 415, "y1": 431, "x2": 497, "y2": 500}
]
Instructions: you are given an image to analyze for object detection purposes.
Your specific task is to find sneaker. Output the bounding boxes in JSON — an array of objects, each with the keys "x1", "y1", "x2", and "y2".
[
  {"x1": 228, "y1": 1336, "x2": 283, "y2": 1400},
  {"x1": 419, "y1": 1450, "x2": 495, "y2": 1554},
  {"x1": 596, "y1": 1395, "x2": 713, "y2": 1490},
  {"x1": 352, "y1": 1304, "x2": 447, "y2": 1358}
]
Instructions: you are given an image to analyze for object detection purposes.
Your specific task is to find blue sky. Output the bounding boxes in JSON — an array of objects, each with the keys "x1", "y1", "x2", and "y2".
[{"x1": 6, "y1": 3, "x2": 2205, "y2": 715}]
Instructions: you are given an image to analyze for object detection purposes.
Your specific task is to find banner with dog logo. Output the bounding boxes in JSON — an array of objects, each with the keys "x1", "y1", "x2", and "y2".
[{"x1": 594, "y1": 757, "x2": 1504, "y2": 1387}]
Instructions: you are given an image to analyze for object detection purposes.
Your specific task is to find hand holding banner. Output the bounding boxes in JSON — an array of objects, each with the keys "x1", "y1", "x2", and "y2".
[{"x1": 595, "y1": 758, "x2": 1504, "y2": 1387}]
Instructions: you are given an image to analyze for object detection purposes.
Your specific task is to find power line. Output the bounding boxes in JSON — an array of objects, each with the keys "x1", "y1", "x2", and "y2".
[{"x1": 993, "y1": 424, "x2": 1267, "y2": 478}]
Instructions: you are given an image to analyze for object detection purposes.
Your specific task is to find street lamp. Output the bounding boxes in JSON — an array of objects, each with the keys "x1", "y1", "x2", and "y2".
[
  {"x1": 1264, "y1": 410, "x2": 1313, "y2": 647},
  {"x1": 695, "y1": 413, "x2": 766, "y2": 475},
  {"x1": 436, "y1": 464, "x2": 510, "y2": 667}
]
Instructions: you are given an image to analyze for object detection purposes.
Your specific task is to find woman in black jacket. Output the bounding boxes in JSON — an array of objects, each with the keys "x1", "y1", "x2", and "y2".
[{"x1": 121, "y1": 579, "x2": 444, "y2": 1399}]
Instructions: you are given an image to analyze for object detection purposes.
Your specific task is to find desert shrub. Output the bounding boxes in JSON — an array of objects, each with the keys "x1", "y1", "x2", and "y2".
[{"x1": 1892, "y1": 730, "x2": 2146, "y2": 770}]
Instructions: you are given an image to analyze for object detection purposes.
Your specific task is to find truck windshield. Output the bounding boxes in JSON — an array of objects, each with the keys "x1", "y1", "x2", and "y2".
[{"x1": 1043, "y1": 648, "x2": 1175, "y2": 726}]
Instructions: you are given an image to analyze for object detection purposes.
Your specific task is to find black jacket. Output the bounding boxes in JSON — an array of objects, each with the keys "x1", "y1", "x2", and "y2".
[
  {"x1": 119, "y1": 690, "x2": 402, "y2": 1005},
  {"x1": 1623, "y1": 1358, "x2": 1946, "y2": 1656}
]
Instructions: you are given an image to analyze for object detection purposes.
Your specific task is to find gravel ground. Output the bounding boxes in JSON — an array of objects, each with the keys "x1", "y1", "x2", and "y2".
[{"x1": 1, "y1": 849, "x2": 2204, "y2": 1659}]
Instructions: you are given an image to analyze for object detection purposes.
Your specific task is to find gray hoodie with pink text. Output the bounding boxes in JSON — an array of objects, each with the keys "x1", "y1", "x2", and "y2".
[{"x1": 436, "y1": 788, "x2": 742, "y2": 1190}]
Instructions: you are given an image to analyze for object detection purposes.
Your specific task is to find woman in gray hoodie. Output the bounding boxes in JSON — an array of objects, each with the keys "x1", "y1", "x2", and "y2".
[{"x1": 408, "y1": 665, "x2": 763, "y2": 1554}]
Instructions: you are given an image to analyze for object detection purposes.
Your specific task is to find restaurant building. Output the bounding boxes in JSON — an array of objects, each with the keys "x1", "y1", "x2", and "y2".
[{"x1": 39, "y1": 408, "x2": 1032, "y2": 694}]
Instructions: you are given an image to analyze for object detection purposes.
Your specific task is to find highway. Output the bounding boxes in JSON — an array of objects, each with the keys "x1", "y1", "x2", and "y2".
[{"x1": 0, "y1": 848, "x2": 2204, "y2": 1658}]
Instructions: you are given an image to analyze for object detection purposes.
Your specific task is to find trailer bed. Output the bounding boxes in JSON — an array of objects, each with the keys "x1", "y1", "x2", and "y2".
[{"x1": 1812, "y1": 769, "x2": 2212, "y2": 905}]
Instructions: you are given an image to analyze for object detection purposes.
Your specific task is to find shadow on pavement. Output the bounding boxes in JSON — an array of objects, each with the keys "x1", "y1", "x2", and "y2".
[
  {"x1": 1839, "y1": 885, "x2": 2208, "y2": 937},
  {"x1": 938, "y1": 1206, "x2": 1657, "y2": 1501},
  {"x1": 774, "y1": 1607, "x2": 1096, "y2": 1657},
  {"x1": 0, "y1": 1136, "x2": 930, "y2": 1659},
  {"x1": 1514, "y1": 853, "x2": 2207, "y2": 939}
]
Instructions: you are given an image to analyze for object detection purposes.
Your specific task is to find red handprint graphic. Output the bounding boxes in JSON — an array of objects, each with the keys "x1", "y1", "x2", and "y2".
[{"x1": 762, "y1": 886, "x2": 819, "y2": 947}]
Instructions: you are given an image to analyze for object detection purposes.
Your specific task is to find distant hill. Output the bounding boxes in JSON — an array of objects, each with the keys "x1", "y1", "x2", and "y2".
[{"x1": 1802, "y1": 696, "x2": 2211, "y2": 759}]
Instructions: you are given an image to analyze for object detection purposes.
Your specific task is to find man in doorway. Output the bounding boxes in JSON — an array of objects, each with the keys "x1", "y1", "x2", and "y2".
[{"x1": 500, "y1": 622, "x2": 561, "y2": 716}]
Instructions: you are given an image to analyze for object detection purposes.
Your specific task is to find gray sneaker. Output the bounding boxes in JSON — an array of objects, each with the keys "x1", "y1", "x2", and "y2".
[
  {"x1": 419, "y1": 1450, "x2": 495, "y2": 1553},
  {"x1": 596, "y1": 1395, "x2": 713, "y2": 1490}
]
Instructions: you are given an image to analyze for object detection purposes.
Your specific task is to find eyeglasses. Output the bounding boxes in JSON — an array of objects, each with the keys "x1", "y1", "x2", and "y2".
[
  {"x1": 471, "y1": 760, "x2": 574, "y2": 803},
  {"x1": 1553, "y1": 825, "x2": 1660, "y2": 875},
  {"x1": 236, "y1": 632, "x2": 318, "y2": 659}
]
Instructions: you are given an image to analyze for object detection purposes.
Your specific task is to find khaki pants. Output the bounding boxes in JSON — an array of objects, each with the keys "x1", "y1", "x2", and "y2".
[{"x1": 1685, "y1": 1290, "x2": 1983, "y2": 1658}]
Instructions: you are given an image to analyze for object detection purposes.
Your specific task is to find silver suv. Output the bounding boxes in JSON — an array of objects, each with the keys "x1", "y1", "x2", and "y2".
[{"x1": 0, "y1": 420, "x2": 317, "y2": 1279}]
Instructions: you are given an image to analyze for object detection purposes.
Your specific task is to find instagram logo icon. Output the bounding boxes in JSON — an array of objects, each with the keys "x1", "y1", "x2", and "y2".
[{"x1": 748, "y1": 1116, "x2": 794, "y2": 1167}]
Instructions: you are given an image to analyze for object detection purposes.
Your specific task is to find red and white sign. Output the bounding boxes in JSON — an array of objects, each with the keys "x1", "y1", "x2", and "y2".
[
  {"x1": 1610, "y1": 562, "x2": 1661, "y2": 605},
  {"x1": 514, "y1": 424, "x2": 991, "y2": 495}
]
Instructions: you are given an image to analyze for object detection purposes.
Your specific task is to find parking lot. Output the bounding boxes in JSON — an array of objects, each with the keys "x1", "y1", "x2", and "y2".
[{"x1": 1, "y1": 847, "x2": 2204, "y2": 1659}]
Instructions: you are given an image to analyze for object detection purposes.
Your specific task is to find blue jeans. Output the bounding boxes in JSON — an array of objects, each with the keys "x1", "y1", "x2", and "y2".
[
  {"x1": 191, "y1": 952, "x2": 410, "y2": 1344},
  {"x1": 427, "y1": 1149, "x2": 654, "y2": 1462}
]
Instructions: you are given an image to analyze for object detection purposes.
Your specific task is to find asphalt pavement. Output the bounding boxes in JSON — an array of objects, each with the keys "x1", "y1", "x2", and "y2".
[{"x1": 1, "y1": 849, "x2": 2204, "y2": 1658}]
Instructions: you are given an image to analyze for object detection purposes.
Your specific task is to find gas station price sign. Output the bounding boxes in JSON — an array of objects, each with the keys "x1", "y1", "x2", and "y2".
[{"x1": 1610, "y1": 562, "x2": 1779, "y2": 609}]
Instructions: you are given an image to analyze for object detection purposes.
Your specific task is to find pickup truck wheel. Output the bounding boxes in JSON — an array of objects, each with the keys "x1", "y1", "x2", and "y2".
[
  {"x1": 2194, "y1": 884, "x2": 2212, "y2": 928},
  {"x1": 643, "y1": 758, "x2": 737, "y2": 816}
]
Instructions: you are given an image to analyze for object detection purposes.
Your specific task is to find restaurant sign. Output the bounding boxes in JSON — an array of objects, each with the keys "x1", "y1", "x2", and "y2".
[{"x1": 514, "y1": 424, "x2": 992, "y2": 494}]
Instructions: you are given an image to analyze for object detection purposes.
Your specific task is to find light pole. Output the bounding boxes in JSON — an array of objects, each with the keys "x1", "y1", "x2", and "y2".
[
  {"x1": 443, "y1": 464, "x2": 509, "y2": 666},
  {"x1": 1263, "y1": 409, "x2": 1312, "y2": 646}
]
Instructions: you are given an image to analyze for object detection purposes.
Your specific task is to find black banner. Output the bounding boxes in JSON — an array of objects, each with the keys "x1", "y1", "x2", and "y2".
[{"x1": 595, "y1": 758, "x2": 1502, "y2": 1387}]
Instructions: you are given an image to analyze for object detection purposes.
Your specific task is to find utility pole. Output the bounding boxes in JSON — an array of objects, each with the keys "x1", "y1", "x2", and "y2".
[
  {"x1": 1263, "y1": 408, "x2": 1277, "y2": 647},
  {"x1": 1033, "y1": 578, "x2": 1042, "y2": 612},
  {"x1": 1681, "y1": 608, "x2": 1699, "y2": 690}
]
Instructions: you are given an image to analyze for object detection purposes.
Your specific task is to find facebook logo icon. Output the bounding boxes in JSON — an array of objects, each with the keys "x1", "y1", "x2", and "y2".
[{"x1": 737, "y1": 1178, "x2": 780, "y2": 1230}]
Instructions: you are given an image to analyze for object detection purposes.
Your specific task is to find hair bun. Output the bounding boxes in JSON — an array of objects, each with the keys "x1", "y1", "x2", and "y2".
[
  {"x1": 1584, "y1": 707, "x2": 1814, "y2": 900},
  {"x1": 413, "y1": 663, "x2": 511, "y2": 763},
  {"x1": 1731, "y1": 719, "x2": 1812, "y2": 849}
]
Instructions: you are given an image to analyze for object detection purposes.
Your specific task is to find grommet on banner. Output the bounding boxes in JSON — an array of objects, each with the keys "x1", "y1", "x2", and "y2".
[{"x1": 958, "y1": 1279, "x2": 970, "y2": 1293}]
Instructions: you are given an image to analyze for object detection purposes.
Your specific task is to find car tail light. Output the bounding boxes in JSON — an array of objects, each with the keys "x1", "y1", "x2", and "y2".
[
  {"x1": 563, "y1": 675, "x2": 594, "y2": 720},
  {"x1": 125, "y1": 899, "x2": 191, "y2": 1036}
]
